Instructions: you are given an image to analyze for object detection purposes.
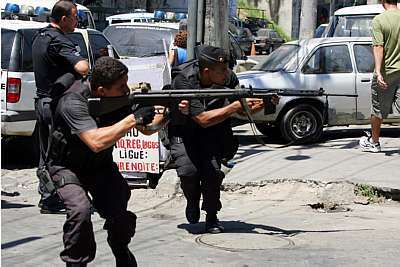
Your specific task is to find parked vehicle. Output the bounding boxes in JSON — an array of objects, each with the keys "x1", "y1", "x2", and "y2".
[
  {"x1": 228, "y1": 31, "x2": 259, "y2": 73},
  {"x1": 103, "y1": 23, "x2": 178, "y2": 90},
  {"x1": 229, "y1": 23, "x2": 254, "y2": 55},
  {"x1": 314, "y1": 23, "x2": 328, "y2": 38},
  {"x1": 235, "y1": 37, "x2": 400, "y2": 143},
  {"x1": 324, "y1": 3, "x2": 400, "y2": 38},
  {"x1": 254, "y1": 28, "x2": 284, "y2": 54},
  {"x1": 1, "y1": 19, "x2": 116, "y2": 139},
  {"x1": 1, "y1": 0, "x2": 95, "y2": 29},
  {"x1": 106, "y1": 12, "x2": 155, "y2": 25}
]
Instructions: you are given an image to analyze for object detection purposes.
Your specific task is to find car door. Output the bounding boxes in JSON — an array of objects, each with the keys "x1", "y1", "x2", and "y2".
[
  {"x1": 301, "y1": 43, "x2": 357, "y2": 125},
  {"x1": 88, "y1": 31, "x2": 119, "y2": 63},
  {"x1": 352, "y1": 42, "x2": 374, "y2": 121}
]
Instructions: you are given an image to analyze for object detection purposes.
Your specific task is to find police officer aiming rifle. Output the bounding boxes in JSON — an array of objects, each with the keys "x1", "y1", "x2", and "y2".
[
  {"x1": 168, "y1": 45, "x2": 270, "y2": 234},
  {"x1": 32, "y1": 0, "x2": 89, "y2": 214},
  {"x1": 41, "y1": 56, "x2": 184, "y2": 266}
]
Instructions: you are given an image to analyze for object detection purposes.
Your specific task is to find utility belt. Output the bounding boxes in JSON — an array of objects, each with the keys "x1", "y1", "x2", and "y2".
[{"x1": 36, "y1": 166, "x2": 81, "y2": 195}]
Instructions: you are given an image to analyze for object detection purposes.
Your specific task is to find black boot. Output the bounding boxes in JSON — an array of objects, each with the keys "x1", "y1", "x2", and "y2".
[
  {"x1": 205, "y1": 213, "x2": 224, "y2": 234},
  {"x1": 39, "y1": 194, "x2": 66, "y2": 214}
]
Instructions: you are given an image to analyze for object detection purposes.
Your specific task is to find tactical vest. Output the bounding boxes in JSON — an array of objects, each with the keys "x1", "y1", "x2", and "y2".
[
  {"x1": 48, "y1": 81, "x2": 127, "y2": 176},
  {"x1": 169, "y1": 60, "x2": 239, "y2": 161}
]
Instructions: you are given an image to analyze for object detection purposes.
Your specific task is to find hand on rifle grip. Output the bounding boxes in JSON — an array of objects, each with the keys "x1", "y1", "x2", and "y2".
[
  {"x1": 132, "y1": 105, "x2": 155, "y2": 126},
  {"x1": 179, "y1": 100, "x2": 189, "y2": 115}
]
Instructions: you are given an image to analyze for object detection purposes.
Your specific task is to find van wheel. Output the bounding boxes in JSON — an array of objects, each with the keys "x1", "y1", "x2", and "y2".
[
  {"x1": 280, "y1": 104, "x2": 323, "y2": 144},
  {"x1": 255, "y1": 123, "x2": 281, "y2": 138}
]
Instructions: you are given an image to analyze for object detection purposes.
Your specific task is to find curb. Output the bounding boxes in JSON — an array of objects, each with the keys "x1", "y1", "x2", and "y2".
[{"x1": 221, "y1": 179, "x2": 400, "y2": 202}]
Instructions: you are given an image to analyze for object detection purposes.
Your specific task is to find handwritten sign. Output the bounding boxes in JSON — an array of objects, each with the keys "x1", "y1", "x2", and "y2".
[{"x1": 113, "y1": 128, "x2": 160, "y2": 174}]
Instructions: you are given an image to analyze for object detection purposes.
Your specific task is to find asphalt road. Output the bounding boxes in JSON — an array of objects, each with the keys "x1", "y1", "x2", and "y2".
[{"x1": 1, "y1": 124, "x2": 400, "y2": 266}]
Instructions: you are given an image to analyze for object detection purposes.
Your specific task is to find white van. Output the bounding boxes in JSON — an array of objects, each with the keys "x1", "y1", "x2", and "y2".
[
  {"x1": 324, "y1": 3, "x2": 400, "y2": 37},
  {"x1": 106, "y1": 12, "x2": 155, "y2": 25},
  {"x1": 1, "y1": 0, "x2": 96, "y2": 29}
]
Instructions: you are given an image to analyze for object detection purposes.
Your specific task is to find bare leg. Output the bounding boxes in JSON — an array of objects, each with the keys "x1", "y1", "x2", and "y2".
[{"x1": 371, "y1": 115, "x2": 382, "y2": 143}]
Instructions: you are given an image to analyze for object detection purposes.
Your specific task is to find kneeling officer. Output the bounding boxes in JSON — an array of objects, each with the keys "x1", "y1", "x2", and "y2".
[{"x1": 44, "y1": 57, "x2": 156, "y2": 266}]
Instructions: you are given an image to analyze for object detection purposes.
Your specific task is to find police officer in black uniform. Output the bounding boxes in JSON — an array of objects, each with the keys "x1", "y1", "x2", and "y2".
[
  {"x1": 32, "y1": 0, "x2": 89, "y2": 213},
  {"x1": 46, "y1": 57, "x2": 157, "y2": 266},
  {"x1": 169, "y1": 45, "x2": 264, "y2": 233}
]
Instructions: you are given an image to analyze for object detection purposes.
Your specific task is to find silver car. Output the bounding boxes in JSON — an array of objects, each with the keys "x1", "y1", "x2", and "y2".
[{"x1": 236, "y1": 37, "x2": 400, "y2": 143}]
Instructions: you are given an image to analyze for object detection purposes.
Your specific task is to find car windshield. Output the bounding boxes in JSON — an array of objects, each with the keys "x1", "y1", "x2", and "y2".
[
  {"x1": 333, "y1": 15, "x2": 374, "y2": 37},
  {"x1": 257, "y1": 30, "x2": 268, "y2": 37},
  {"x1": 1, "y1": 29, "x2": 16, "y2": 69},
  {"x1": 103, "y1": 26, "x2": 177, "y2": 57},
  {"x1": 252, "y1": 44, "x2": 301, "y2": 72}
]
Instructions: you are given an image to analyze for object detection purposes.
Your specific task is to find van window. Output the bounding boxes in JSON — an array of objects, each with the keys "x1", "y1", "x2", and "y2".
[
  {"x1": 21, "y1": 29, "x2": 37, "y2": 72},
  {"x1": 333, "y1": 15, "x2": 374, "y2": 37},
  {"x1": 88, "y1": 32, "x2": 118, "y2": 61},
  {"x1": 1, "y1": 29, "x2": 16, "y2": 70},
  {"x1": 66, "y1": 33, "x2": 89, "y2": 60}
]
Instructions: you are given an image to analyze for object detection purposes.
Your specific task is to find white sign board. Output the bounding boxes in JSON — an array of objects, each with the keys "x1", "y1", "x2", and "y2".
[{"x1": 113, "y1": 128, "x2": 160, "y2": 174}]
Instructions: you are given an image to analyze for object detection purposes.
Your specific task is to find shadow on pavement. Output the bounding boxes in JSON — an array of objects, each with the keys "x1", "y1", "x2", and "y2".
[
  {"x1": 177, "y1": 220, "x2": 374, "y2": 236},
  {"x1": 1, "y1": 236, "x2": 42, "y2": 249},
  {"x1": 1, "y1": 136, "x2": 38, "y2": 170},
  {"x1": 1, "y1": 200, "x2": 35, "y2": 209}
]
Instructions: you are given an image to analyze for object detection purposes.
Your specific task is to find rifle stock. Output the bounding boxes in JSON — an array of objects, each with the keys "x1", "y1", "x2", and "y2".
[{"x1": 88, "y1": 88, "x2": 326, "y2": 117}]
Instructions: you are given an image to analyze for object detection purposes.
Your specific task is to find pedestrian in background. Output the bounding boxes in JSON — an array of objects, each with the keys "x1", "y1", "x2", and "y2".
[
  {"x1": 168, "y1": 30, "x2": 188, "y2": 67},
  {"x1": 359, "y1": 0, "x2": 400, "y2": 152},
  {"x1": 32, "y1": 0, "x2": 89, "y2": 213}
]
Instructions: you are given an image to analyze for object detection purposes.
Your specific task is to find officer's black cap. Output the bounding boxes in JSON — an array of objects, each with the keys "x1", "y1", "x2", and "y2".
[{"x1": 196, "y1": 45, "x2": 229, "y2": 64}]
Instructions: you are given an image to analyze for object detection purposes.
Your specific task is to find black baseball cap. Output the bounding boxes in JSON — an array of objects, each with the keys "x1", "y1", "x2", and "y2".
[{"x1": 196, "y1": 45, "x2": 229, "y2": 64}]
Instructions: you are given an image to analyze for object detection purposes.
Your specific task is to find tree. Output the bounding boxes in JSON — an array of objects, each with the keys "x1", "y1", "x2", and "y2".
[{"x1": 268, "y1": 0, "x2": 281, "y2": 23}]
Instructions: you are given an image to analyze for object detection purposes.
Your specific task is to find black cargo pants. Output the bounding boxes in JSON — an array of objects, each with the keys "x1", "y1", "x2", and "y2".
[
  {"x1": 170, "y1": 139, "x2": 224, "y2": 215},
  {"x1": 54, "y1": 163, "x2": 137, "y2": 266},
  {"x1": 35, "y1": 97, "x2": 53, "y2": 200}
]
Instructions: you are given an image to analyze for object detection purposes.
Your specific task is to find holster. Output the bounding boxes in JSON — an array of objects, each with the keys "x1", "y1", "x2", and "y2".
[{"x1": 36, "y1": 166, "x2": 57, "y2": 195}]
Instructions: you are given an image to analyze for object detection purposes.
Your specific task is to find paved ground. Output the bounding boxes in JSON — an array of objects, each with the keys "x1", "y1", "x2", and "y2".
[{"x1": 1, "y1": 124, "x2": 400, "y2": 266}]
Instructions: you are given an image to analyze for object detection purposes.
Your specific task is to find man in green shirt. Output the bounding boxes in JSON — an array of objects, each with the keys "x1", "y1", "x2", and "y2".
[{"x1": 359, "y1": 0, "x2": 400, "y2": 153}]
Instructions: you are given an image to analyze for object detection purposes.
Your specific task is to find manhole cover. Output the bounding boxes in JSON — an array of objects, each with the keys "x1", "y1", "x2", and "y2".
[{"x1": 196, "y1": 233, "x2": 294, "y2": 251}]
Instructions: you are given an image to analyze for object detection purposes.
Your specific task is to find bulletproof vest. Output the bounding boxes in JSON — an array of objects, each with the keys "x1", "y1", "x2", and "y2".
[
  {"x1": 169, "y1": 59, "x2": 200, "y2": 132},
  {"x1": 32, "y1": 27, "x2": 78, "y2": 98},
  {"x1": 48, "y1": 81, "x2": 119, "y2": 174}
]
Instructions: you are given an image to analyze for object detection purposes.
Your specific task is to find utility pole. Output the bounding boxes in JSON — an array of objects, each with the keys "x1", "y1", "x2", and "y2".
[
  {"x1": 299, "y1": 0, "x2": 317, "y2": 39},
  {"x1": 291, "y1": 0, "x2": 302, "y2": 40},
  {"x1": 187, "y1": 0, "x2": 198, "y2": 60},
  {"x1": 187, "y1": 0, "x2": 229, "y2": 59},
  {"x1": 203, "y1": 0, "x2": 229, "y2": 52}
]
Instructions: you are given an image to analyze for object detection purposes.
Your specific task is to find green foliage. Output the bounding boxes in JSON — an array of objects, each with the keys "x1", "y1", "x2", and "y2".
[
  {"x1": 268, "y1": 22, "x2": 291, "y2": 42},
  {"x1": 355, "y1": 184, "x2": 382, "y2": 202}
]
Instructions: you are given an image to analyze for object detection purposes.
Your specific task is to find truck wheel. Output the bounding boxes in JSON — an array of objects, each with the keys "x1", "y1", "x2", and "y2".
[
  {"x1": 255, "y1": 123, "x2": 281, "y2": 139},
  {"x1": 280, "y1": 104, "x2": 323, "y2": 144}
]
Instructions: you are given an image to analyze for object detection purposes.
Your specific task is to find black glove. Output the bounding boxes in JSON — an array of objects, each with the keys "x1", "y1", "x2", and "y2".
[{"x1": 132, "y1": 105, "x2": 155, "y2": 126}]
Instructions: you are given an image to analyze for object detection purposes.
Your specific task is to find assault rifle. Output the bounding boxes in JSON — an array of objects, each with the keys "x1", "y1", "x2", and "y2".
[{"x1": 88, "y1": 87, "x2": 329, "y2": 117}]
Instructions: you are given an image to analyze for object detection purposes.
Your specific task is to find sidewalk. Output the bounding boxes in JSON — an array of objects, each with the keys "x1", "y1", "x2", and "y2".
[{"x1": 225, "y1": 125, "x2": 400, "y2": 191}]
